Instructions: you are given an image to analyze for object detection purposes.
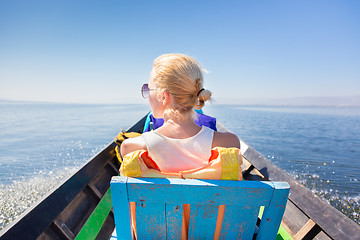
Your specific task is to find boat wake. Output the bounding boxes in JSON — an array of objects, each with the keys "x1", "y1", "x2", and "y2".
[
  {"x1": 291, "y1": 172, "x2": 360, "y2": 225},
  {"x1": 0, "y1": 167, "x2": 78, "y2": 231}
]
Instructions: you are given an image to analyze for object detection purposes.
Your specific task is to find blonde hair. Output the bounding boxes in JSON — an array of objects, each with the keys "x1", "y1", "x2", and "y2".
[{"x1": 151, "y1": 53, "x2": 212, "y2": 113}]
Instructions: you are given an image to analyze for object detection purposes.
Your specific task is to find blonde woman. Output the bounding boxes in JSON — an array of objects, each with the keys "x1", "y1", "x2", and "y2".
[
  {"x1": 121, "y1": 53, "x2": 240, "y2": 174},
  {"x1": 120, "y1": 53, "x2": 242, "y2": 239}
]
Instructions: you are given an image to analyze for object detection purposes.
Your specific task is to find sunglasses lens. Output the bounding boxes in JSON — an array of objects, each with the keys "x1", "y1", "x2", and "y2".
[{"x1": 141, "y1": 84, "x2": 149, "y2": 98}]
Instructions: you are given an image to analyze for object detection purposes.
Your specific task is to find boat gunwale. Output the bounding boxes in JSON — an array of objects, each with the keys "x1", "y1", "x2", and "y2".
[
  {"x1": 242, "y1": 141, "x2": 360, "y2": 239},
  {"x1": 1, "y1": 113, "x2": 359, "y2": 240},
  {"x1": 0, "y1": 115, "x2": 147, "y2": 239}
]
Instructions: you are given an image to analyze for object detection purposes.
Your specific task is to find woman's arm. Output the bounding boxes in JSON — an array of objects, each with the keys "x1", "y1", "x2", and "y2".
[
  {"x1": 212, "y1": 131, "x2": 240, "y2": 149},
  {"x1": 120, "y1": 136, "x2": 147, "y2": 157}
]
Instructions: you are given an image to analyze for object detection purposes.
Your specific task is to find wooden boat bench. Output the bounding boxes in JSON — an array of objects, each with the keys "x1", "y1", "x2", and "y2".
[{"x1": 110, "y1": 176, "x2": 290, "y2": 240}]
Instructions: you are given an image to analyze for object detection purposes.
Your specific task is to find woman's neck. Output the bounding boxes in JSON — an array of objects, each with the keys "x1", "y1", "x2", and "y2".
[
  {"x1": 158, "y1": 111, "x2": 201, "y2": 138},
  {"x1": 163, "y1": 110, "x2": 195, "y2": 127},
  {"x1": 163, "y1": 117, "x2": 196, "y2": 129}
]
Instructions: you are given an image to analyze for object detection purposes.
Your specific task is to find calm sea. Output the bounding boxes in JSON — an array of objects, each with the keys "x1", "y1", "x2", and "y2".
[{"x1": 0, "y1": 102, "x2": 359, "y2": 230}]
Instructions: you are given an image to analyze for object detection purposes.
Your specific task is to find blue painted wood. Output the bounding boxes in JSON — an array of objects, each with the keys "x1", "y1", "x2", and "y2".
[
  {"x1": 135, "y1": 202, "x2": 166, "y2": 239},
  {"x1": 256, "y1": 182, "x2": 290, "y2": 240},
  {"x1": 220, "y1": 206, "x2": 259, "y2": 240},
  {"x1": 188, "y1": 204, "x2": 218, "y2": 240},
  {"x1": 110, "y1": 176, "x2": 290, "y2": 240},
  {"x1": 110, "y1": 177, "x2": 132, "y2": 240},
  {"x1": 165, "y1": 204, "x2": 183, "y2": 240},
  {"x1": 125, "y1": 177, "x2": 274, "y2": 206}
]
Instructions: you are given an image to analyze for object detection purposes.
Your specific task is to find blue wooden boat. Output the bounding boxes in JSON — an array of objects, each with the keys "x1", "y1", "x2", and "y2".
[{"x1": 0, "y1": 114, "x2": 359, "y2": 239}]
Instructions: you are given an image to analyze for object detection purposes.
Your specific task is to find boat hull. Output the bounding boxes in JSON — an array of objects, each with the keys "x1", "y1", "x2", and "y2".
[{"x1": 1, "y1": 114, "x2": 359, "y2": 239}]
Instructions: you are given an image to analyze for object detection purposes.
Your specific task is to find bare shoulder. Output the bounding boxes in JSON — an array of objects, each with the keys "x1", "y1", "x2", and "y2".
[
  {"x1": 120, "y1": 135, "x2": 147, "y2": 157},
  {"x1": 212, "y1": 131, "x2": 240, "y2": 149}
]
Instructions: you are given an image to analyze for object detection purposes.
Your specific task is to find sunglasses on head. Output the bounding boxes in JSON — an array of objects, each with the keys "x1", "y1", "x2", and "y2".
[{"x1": 141, "y1": 83, "x2": 157, "y2": 98}]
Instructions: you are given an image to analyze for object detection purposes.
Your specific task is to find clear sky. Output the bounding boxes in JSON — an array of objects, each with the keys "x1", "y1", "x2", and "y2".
[{"x1": 1, "y1": 0, "x2": 359, "y2": 105}]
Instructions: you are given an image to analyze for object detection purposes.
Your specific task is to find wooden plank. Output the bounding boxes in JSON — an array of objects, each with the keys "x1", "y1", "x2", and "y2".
[
  {"x1": 314, "y1": 231, "x2": 332, "y2": 240},
  {"x1": 220, "y1": 206, "x2": 259, "y2": 240},
  {"x1": 53, "y1": 218, "x2": 75, "y2": 240},
  {"x1": 241, "y1": 158, "x2": 253, "y2": 176},
  {"x1": 135, "y1": 202, "x2": 166, "y2": 239},
  {"x1": 95, "y1": 213, "x2": 116, "y2": 240},
  {"x1": 256, "y1": 182, "x2": 290, "y2": 240},
  {"x1": 188, "y1": 204, "x2": 218, "y2": 240},
  {"x1": 111, "y1": 177, "x2": 289, "y2": 240},
  {"x1": 108, "y1": 161, "x2": 120, "y2": 173},
  {"x1": 88, "y1": 182, "x2": 103, "y2": 200},
  {"x1": 247, "y1": 167, "x2": 267, "y2": 181},
  {"x1": 59, "y1": 185, "x2": 99, "y2": 235},
  {"x1": 281, "y1": 199, "x2": 310, "y2": 236},
  {"x1": 243, "y1": 146, "x2": 360, "y2": 240},
  {"x1": 111, "y1": 177, "x2": 132, "y2": 240},
  {"x1": 75, "y1": 188, "x2": 113, "y2": 240},
  {"x1": 242, "y1": 156, "x2": 266, "y2": 181},
  {"x1": 294, "y1": 219, "x2": 315, "y2": 240},
  {"x1": 165, "y1": 204, "x2": 183, "y2": 240},
  {"x1": 277, "y1": 224, "x2": 295, "y2": 240},
  {"x1": 294, "y1": 219, "x2": 321, "y2": 240},
  {"x1": 124, "y1": 177, "x2": 274, "y2": 206}
]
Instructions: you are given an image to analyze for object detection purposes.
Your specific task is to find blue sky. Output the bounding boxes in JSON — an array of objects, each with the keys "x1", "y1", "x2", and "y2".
[{"x1": 1, "y1": 0, "x2": 359, "y2": 105}]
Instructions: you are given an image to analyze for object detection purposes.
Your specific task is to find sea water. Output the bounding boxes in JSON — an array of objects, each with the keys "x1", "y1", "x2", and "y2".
[
  {"x1": 0, "y1": 102, "x2": 359, "y2": 230},
  {"x1": 206, "y1": 105, "x2": 360, "y2": 225},
  {"x1": 0, "y1": 102, "x2": 149, "y2": 229}
]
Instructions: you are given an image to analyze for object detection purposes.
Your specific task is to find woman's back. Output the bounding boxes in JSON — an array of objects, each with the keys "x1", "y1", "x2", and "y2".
[
  {"x1": 142, "y1": 126, "x2": 213, "y2": 172},
  {"x1": 120, "y1": 53, "x2": 240, "y2": 173}
]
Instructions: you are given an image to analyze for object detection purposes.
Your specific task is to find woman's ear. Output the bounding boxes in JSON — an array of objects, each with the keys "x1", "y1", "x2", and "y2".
[{"x1": 161, "y1": 90, "x2": 172, "y2": 106}]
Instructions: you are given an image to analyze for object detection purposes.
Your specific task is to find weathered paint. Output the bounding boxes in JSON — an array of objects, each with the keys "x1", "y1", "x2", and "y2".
[
  {"x1": 256, "y1": 182, "x2": 290, "y2": 240},
  {"x1": 188, "y1": 204, "x2": 218, "y2": 239},
  {"x1": 166, "y1": 204, "x2": 183, "y2": 240},
  {"x1": 111, "y1": 177, "x2": 290, "y2": 240},
  {"x1": 220, "y1": 205, "x2": 259, "y2": 239}
]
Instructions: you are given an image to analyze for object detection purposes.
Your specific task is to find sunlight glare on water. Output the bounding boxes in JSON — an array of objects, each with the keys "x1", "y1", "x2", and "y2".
[
  {"x1": 0, "y1": 103, "x2": 149, "y2": 230},
  {"x1": 0, "y1": 103, "x2": 359, "y2": 231},
  {"x1": 206, "y1": 105, "x2": 360, "y2": 224}
]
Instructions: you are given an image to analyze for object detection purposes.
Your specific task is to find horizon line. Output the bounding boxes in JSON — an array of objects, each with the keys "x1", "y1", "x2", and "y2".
[{"x1": 1, "y1": 98, "x2": 360, "y2": 108}]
